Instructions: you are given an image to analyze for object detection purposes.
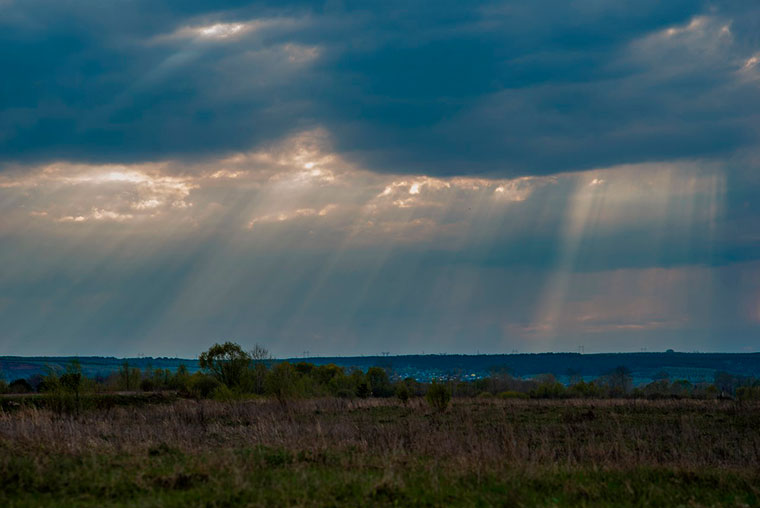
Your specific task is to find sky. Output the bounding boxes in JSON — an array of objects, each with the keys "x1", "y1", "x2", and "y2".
[{"x1": 1, "y1": 0, "x2": 760, "y2": 357}]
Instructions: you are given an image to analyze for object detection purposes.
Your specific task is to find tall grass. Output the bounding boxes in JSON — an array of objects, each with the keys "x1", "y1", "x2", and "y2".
[
  {"x1": 2, "y1": 398, "x2": 758, "y2": 468},
  {"x1": 1, "y1": 398, "x2": 758, "y2": 506}
]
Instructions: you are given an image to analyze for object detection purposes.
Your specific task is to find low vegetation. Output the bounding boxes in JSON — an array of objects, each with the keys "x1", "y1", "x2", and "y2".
[
  {"x1": 1, "y1": 398, "x2": 759, "y2": 506},
  {"x1": 2, "y1": 343, "x2": 758, "y2": 412},
  {"x1": 1, "y1": 342, "x2": 759, "y2": 505}
]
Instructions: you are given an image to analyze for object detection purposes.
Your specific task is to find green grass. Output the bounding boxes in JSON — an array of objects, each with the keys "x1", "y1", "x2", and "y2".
[
  {"x1": 1, "y1": 398, "x2": 759, "y2": 506},
  {"x1": 3, "y1": 450, "x2": 757, "y2": 507}
]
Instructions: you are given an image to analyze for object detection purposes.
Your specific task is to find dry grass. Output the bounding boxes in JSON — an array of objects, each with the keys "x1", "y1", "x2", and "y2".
[
  {"x1": 1, "y1": 397, "x2": 759, "y2": 506},
  {"x1": 2, "y1": 397, "x2": 759, "y2": 468}
]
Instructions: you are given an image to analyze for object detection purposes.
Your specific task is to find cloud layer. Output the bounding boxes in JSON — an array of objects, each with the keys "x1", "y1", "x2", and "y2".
[{"x1": 2, "y1": 1, "x2": 760, "y2": 175}]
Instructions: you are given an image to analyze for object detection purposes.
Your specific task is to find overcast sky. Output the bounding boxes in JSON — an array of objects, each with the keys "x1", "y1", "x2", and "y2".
[{"x1": 2, "y1": 0, "x2": 760, "y2": 357}]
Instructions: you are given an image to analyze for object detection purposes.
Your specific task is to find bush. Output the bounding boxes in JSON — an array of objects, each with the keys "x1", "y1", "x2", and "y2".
[
  {"x1": 395, "y1": 383, "x2": 410, "y2": 404},
  {"x1": 426, "y1": 381, "x2": 451, "y2": 412},
  {"x1": 8, "y1": 378, "x2": 33, "y2": 394},
  {"x1": 531, "y1": 381, "x2": 566, "y2": 399},
  {"x1": 169, "y1": 364, "x2": 191, "y2": 393},
  {"x1": 118, "y1": 361, "x2": 141, "y2": 391},
  {"x1": 737, "y1": 386, "x2": 760, "y2": 401},
  {"x1": 568, "y1": 380, "x2": 603, "y2": 398},
  {"x1": 314, "y1": 364, "x2": 344, "y2": 386},
  {"x1": 140, "y1": 378, "x2": 155, "y2": 392},
  {"x1": 213, "y1": 384, "x2": 237, "y2": 402},
  {"x1": 189, "y1": 374, "x2": 221, "y2": 398},
  {"x1": 355, "y1": 381, "x2": 371, "y2": 398},
  {"x1": 266, "y1": 362, "x2": 299, "y2": 405},
  {"x1": 498, "y1": 390, "x2": 529, "y2": 400},
  {"x1": 367, "y1": 367, "x2": 393, "y2": 397}
]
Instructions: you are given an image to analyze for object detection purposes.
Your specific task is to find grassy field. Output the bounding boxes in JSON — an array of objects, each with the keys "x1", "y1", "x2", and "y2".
[{"x1": 1, "y1": 397, "x2": 759, "y2": 507}]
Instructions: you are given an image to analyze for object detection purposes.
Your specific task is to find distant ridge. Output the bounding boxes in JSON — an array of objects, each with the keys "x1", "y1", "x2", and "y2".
[{"x1": 2, "y1": 352, "x2": 758, "y2": 384}]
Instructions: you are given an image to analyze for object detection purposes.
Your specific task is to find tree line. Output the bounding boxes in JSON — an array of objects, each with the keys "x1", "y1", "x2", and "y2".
[{"x1": 1, "y1": 343, "x2": 760, "y2": 411}]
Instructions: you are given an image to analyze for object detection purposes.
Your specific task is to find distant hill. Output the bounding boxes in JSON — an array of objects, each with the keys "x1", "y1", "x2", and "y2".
[{"x1": 2, "y1": 352, "x2": 758, "y2": 385}]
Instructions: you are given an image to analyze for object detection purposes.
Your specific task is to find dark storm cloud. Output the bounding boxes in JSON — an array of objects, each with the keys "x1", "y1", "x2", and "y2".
[{"x1": 2, "y1": 0, "x2": 759, "y2": 176}]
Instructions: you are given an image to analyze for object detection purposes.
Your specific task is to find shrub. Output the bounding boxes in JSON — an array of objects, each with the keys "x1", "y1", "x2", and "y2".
[
  {"x1": 367, "y1": 367, "x2": 393, "y2": 397},
  {"x1": 189, "y1": 374, "x2": 221, "y2": 398},
  {"x1": 603, "y1": 366, "x2": 633, "y2": 396},
  {"x1": 140, "y1": 378, "x2": 155, "y2": 392},
  {"x1": 355, "y1": 381, "x2": 371, "y2": 398},
  {"x1": 266, "y1": 362, "x2": 299, "y2": 405},
  {"x1": 737, "y1": 386, "x2": 760, "y2": 401},
  {"x1": 400, "y1": 377, "x2": 424, "y2": 397},
  {"x1": 531, "y1": 381, "x2": 566, "y2": 399},
  {"x1": 395, "y1": 383, "x2": 410, "y2": 404},
  {"x1": 213, "y1": 384, "x2": 237, "y2": 402},
  {"x1": 426, "y1": 381, "x2": 451, "y2": 412},
  {"x1": 38, "y1": 360, "x2": 89, "y2": 414},
  {"x1": 118, "y1": 361, "x2": 141, "y2": 391},
  {"x1": 314, "y1": 364, "x2": 344, "y2": 386},
  {"x1": 498, "y1": 390, "x2": 529, "y2": 400},
  {"x1": 8, "y1": 378, "x2": 32, "y2": 394},
  {"x1": 169, "y1": 364, "x2": 191, "y2": 393},
  {"x1": 295, "y1": 362, "x2": 314, "y2": 376},
  {"x1": 568, "y1": 380, "x2": 603, "y2": 398}
]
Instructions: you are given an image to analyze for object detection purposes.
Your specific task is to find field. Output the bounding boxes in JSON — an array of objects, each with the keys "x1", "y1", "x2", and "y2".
[{"x1": 1, "y1": 397, "x2": 759, "y2": 507}]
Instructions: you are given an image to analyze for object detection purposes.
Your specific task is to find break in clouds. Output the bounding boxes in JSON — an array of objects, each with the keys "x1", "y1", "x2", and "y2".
[{"x1": 1, "y1": 1, "x2": 760, "y2": 356}]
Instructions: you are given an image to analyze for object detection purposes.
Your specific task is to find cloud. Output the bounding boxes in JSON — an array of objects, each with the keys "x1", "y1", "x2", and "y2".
[
  {"x1": 1, "y1": 1, "x2": 759, "y2": 177},
  {"x1": 2, "y1": 129, "x2": 756, "y2": 273}
]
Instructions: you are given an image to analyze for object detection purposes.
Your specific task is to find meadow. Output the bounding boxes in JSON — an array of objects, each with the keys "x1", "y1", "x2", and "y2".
[{"x1": 1, "y1": 397, "x2": 759, "y2": 507}]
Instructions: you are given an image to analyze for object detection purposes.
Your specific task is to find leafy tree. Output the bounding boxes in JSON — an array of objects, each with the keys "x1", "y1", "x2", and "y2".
[
  {"x1": 367, "y1": 367, "x2": 393, "y2": 397},
  {"x1": 199, "y1": 342, "x2": 251, "y2": 389}
]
